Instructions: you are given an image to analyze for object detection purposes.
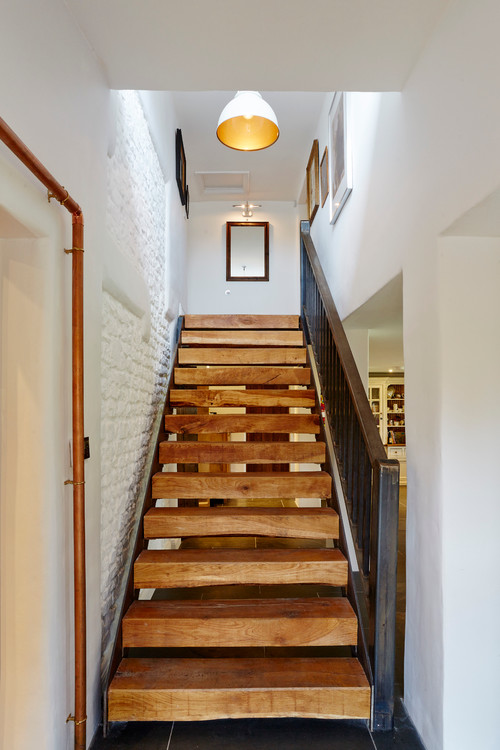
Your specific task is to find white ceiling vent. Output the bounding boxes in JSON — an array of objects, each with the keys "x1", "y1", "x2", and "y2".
[{"x1": 195, "y1": 171, "x2": 250, "y2": 195}]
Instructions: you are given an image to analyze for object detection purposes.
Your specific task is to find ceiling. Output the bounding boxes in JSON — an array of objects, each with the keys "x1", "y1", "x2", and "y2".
[
  {"x1": 64, "y1": 0, "x2": 447, "y2": 204},
  {"x1": 170, "y1": 91, "x2": 327, "y2": 202},
  {"x1": 64, "y1": 0, "x2": 447, "y2": 92},
  {"x1": 343, "y1": 275, "x2": 404, "y2": 372}
]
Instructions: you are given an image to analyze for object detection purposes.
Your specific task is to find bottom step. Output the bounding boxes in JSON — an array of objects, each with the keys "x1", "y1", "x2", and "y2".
[{"x1": 108, "y1": 657, "x2": 371, "y2": 721}]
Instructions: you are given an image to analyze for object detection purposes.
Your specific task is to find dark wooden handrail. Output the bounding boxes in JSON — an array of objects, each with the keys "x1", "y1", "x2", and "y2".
[
  {"x1": 300, "y1": 222, "x2": 399, "y2": 731},
  {"x1": 102, "y1": 315, "x2": 184, "y2": 734},
  {"x1": 0, "y1": 117, "x2": 86, "y2": 750},
  {"x1": 300, "y1": 227, "x2": 386, "y2": 465}
]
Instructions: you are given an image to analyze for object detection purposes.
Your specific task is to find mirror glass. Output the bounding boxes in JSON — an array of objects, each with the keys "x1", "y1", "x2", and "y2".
[{"x1": 226, "y1": 221, "x2": 269, "y2": 281}]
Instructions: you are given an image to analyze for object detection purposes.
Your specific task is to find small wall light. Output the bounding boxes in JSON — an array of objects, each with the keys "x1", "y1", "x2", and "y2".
[
  {"x1": 217, "y1": 91, "x2": 279, "y2": 151},
  {"x1": 233, "y1": 201, "x2": 261, "y2": 218}
]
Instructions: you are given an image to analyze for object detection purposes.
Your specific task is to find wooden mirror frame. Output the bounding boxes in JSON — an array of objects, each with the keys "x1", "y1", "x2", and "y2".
[{"x1": 226, "y1": 221, "x2": 269, "y2": 282}]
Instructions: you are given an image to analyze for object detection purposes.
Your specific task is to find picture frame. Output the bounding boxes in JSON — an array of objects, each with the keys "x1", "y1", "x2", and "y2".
[
  {"x1": 185, "y1": 185, "x2": 190, "y2": 219},
  {"x1": 306, "y1": 139, "x2": 320, "y2": 224},
  {"x1": 320, "y1": 146, "x2": 329, "y2": 207},
  {"x1": 328, "y1": 92, "x2": 352, "y2": 224},
  {"x1": 176, "y1": 128, "x2": 187, "y2": 206}
]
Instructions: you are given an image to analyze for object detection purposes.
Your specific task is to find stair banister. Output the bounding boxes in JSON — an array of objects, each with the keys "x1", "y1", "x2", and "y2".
[
  {"x1": 300, "y1": 221, "x2": 399, "y2": 731},
  {"x1": 0, "y1": 118, "x2": 86, "y2": 750}
]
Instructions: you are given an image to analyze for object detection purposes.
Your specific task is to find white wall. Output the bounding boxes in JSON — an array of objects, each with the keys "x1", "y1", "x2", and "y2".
[
  {"x1": 187, "y1": 202, "x2": 300, "y2": 314},
  {"x1": 438, "y1": 236, "x2": 500, "y2": 750},
  {"x1": 0, "y1": 3, "x2": 187, "y2": 748},
  {"x1": 307, "y1": 1, "x2": 500, "y2": 748}
]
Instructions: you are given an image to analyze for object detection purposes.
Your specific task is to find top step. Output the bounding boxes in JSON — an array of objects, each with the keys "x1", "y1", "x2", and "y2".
[{"x1": 184, "y1": 315, "x2": 299, "y2": 330}]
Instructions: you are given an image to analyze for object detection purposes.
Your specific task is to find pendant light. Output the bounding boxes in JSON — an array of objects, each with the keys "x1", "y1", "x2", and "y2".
[{"x1": 217, "y1": 91, "x2": 279, "y2": 151}]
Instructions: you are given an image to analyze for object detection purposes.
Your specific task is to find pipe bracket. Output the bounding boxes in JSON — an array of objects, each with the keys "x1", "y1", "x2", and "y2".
[
  {"x1": 64, "y1": 480, "x2": 85, "y2": 486},
  {"x1": 48, "y1": 187, "x2": 69, "y2": 205},
  {"x1": 66, "y1": 714, "x2": 87, "y2": 726},
  {"x1": 64, "y1": 247, "x2": 84, "y2": 254}
]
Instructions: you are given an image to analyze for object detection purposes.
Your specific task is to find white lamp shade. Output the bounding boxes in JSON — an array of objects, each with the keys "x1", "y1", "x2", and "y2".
[{"x1": 217, "y1": 91, "x2": 279, "y2": 151}]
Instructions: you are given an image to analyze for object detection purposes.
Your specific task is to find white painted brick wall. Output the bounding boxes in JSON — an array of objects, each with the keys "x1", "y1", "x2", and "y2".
[{"x1": 101, "y1": 91, "x2": 171, "y2": 655}]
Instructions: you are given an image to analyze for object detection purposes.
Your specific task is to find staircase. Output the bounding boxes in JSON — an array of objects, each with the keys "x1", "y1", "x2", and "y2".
[{"x1": 107, "y1": 314, "x2": 371, "y2": 723}]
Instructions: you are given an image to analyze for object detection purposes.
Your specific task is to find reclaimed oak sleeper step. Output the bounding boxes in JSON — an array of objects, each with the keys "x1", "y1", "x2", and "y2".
[
  {"x1": 164, "y1": 413, "x2": 320, "y2": 435},
  {"x1": 184, "y1": 314, "x2": 300, "y2": 329},
  {"x1": 158, "y1": 440, "x2": 325, "y2": 465},
  {"x1": 122, "y1": 598, "x2": 358, "y2": 648},
  {"x1": 152, "y1": 471, "x2": 331, "y2": 500},
  {"x1": 108, "y1": 657, "x2": 371, "y2": 721},
  {"x1": 144, "y1": 507, "x2": 338, "y2": 540},
  {"x1": 174, "y1": 366, "x2": 311, "y2": 386},
  {"x1": 133, "y1": 548, "x2": 348, "y2": 589},
  {"x1": 169, "y1": 388, "x2": 316, "y2": 408},
  {"x1": 181, "y1": 330, "x2": 304, "y2": 347},
  {"x1": 178, "y1": 347, "x2": 307, "y2": 365}
]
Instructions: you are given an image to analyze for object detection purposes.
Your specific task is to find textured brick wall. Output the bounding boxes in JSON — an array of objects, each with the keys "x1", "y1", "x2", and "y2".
[{"x1": 101, "y1": 91, "x2": 171, "y2": 655}]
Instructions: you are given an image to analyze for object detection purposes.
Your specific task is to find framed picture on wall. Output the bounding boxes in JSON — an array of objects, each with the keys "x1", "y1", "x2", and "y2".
[
  {"x1": 306, "y1": 139, "x2": 320, "y2": 224},
  {"x1": 320, "y1": 146, "x2": 329, "y2": 207},
  {"x1": 176, "y1": 128, "x2": 187, "y2": 206},
  {"x1": 328, "y1": 92, "x2": 352, "y2": 224}
]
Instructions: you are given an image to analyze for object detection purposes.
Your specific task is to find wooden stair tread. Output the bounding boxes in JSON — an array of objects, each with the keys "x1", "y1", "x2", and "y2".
[
  {"x1": 144, "y1": 506, "x2": 338, "y2": 539},
  {"x1": 164, "y1": 413, "x2": 319, "y2": 434},
  {"x1": 134, "y1": 548, "x2": 347, "y2": 588},
  {"x1": 184, "y1": 314, "x2": 300, "y2": 329},
  {"x1": 174, "y1": 366, "x2": 310, "y2": 386},
  {"x1": 159, "y1": 440, "x2": 325, "y2": 465},
  {"x1": 152, "y1": 471, "x2": 331, "y2": 500},
  {"x1": 108, "y1": 657, "x2": 371, "y2": 721},
  {"x1": 181, "y1": 330, "x2": 304, "y2": 347},
  {"x1": 122, "y1": 598, "x2": 358, "y2": 648},
  {"x1": 178, "y1": 347, "x2": 307, "y2": 365},
  {"x1": 169, "y1": 388, "x2": 315, "y2": 408}
]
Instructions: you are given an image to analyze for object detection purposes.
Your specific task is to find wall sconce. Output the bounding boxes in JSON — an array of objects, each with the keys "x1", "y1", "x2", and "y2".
[
  {"x1": 233, "y1": 201, "x2": 261, "y2": 218},
  {"x1": 217, "y1": 91, "x2": 279, "y2": 151}
]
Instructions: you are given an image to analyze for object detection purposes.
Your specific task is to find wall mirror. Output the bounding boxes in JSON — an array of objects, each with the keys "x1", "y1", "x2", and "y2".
[{"x1": 226, "y1": 221, "x2": 269, "y2": 281}]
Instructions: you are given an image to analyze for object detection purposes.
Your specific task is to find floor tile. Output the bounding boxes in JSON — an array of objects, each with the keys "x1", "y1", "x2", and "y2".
[{"x1": 168, "y1": 718, "x2": 375, "y2": 750}]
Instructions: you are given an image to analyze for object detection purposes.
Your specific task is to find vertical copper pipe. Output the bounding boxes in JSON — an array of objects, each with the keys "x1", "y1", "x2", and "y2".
[
  {"x1": 72, "y1": 213, "x2": 86, "y2": 750},
  {"x1": 0, "y1": 118, "x2": 87, "y2": 750}
]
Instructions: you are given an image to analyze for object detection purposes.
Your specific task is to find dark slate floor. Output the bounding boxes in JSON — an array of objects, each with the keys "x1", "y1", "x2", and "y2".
[
  {"x1": 91, "y1": 700, "x2": 425, "y2": 750},
  {"x1": 92, "y1": 488, "x2": 426, "y2": 750}
]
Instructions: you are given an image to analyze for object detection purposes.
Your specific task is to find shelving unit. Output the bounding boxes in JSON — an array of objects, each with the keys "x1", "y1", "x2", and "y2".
[{"x1": 369, "y1": 376, "x2": 406, "y2": 485}]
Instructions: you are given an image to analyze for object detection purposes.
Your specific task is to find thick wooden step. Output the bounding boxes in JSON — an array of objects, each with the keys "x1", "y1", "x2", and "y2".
[
  {"x1": 169, "y1": 388, "x2": 315, "y2": 409},
  {"x1": 108, "y1": 657, "x2": 371, "y2": 721},
  {"x1": 122, "y1": 598, "x2": 358, "y2": 648},
  {"x1": 165, "y1": 413, "x2": 320, "y2": 435},
  {"x1": 159, "y1": 440, "x2": 325, "y2": 465},
  {"x1": 184, "y1": 314, "x2": 300, "y2": 329},
  {"x1": 134, "y1": 548, "x2": 347, "y2": 588},
  {"x1": 152, "y1": 471, "x2": 331, "y2": 500},
  {"x1": 178, "y1": 347, "x2": 307, "y2": 365},
  {"x1": 174, "y1": 366, "x2": 310, "y2": 386},
  {"x1": 144, "y1": 507, "x2": 338, "y2": 540},
  {"x1": 181, "y1": 330, "x2": 303, "y2": 347}
]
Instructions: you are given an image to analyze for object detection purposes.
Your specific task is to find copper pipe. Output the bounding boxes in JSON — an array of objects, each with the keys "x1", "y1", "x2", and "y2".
[
  {"x1": 72, "y1": 213, "x2": 86, "y2": 750},
  {"x1": 0, "y1": 117, "x2": 86, "y2": 749}
]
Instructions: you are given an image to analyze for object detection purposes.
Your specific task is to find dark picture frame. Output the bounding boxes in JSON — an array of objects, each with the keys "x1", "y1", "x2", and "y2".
[
  {"x1": 185, "y1": 185, "x2": 190, "y2": 219},
  {"x1": 226, "y1": 221, "x2": 269, "y2": 282},
  {"x1": 176, "y1": 129, "x2": 187, "y2": 206},
  {"x1": 306, "y1": 139, "x2": 320, "y2": 224}
]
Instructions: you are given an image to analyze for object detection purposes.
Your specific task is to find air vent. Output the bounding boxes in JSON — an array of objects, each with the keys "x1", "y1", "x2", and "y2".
[{"x1": 195, "y1": 171, "x2": 250, "y2": 195}]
